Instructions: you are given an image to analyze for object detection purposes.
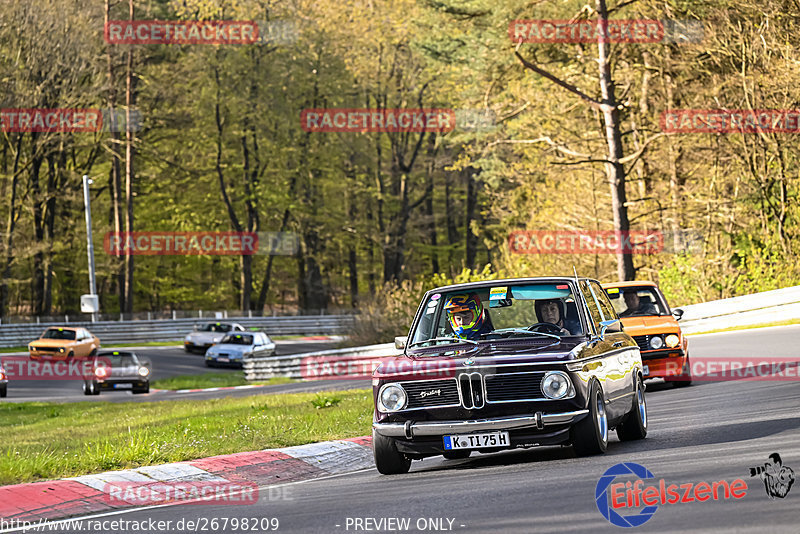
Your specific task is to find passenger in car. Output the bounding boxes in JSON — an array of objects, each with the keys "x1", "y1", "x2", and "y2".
[{"x1": 535, "y1": 298, "x2": 578, "y2": 335}]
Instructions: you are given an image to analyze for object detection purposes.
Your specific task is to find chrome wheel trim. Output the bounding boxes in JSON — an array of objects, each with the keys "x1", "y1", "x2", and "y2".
[
  {"x1": 638, "y1": 379, "x2": 647, "y2": 429},
  {"x1": 596, "y1": 390, "x2": 608, "y2": 444}
]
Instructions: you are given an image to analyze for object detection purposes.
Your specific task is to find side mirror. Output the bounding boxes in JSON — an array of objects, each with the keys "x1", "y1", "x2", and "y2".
[
  {"x1": 672, "y1": 308, "x2": 684, "y2": 321},
  {"x1": 394, "y1": 336, "x2": 407, "y2": 350},
  {"x1": 598, "y1": 319, "x2": 622, "y2": 340}
]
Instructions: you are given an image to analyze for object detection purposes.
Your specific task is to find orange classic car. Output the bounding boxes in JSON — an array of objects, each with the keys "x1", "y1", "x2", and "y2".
[
  {"x1": 601, "y1": 281, "x2": 691, "y2": 387},
  {"x1": 28, "y1": 327, "x2": 101, "y2": 360}
]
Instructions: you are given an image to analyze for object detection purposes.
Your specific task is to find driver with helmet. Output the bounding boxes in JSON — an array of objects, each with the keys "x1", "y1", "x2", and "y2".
[
  {"x1": 534, "y1": 298, "x2": 576, "y2": 335},
  {"x1": 444, "y1": 293, "x2": 493, "y2": 341}
]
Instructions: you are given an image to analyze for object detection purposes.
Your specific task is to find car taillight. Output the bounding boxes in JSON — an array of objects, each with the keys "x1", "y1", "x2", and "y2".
[
  {"x1": 0, "y1": 371, "x2": 5, "y2": 380},
  {"x1": 95, "y1": 367, "x2": 108, "y2": 378}
]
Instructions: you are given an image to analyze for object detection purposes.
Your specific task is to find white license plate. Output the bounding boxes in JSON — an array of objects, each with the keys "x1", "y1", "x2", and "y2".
[
  {"x1": 643, "y1": 365, "x2": 649, "y2": 376},
  {"x1": 114, "y1": 383, "x2": 132, "y2": 389},
  {"x1": 217, "y1": 357, "x2": 230, "y2": 363},
  {"x1": 443, "y1": 431, "x2": 510, "y2": 450}
]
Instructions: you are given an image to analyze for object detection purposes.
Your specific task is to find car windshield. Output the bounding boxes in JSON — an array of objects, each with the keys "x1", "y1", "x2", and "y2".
[
  {"x1": 409, "y1": 282, "x2": 584, "y2": 347},
  {"x1": 606, "y1": 286, "x2": 668, "y2": 317},
  {"x1": 41, "y1": 329, "x2": 75, "y2": 340},
  {"x1": 200, "y1": 323, "x2": 232, "y2": 332},
  {"x1": 221, "y1": 334, "x2": 253, "y2": 345},
  {"x1": 100, "y1": 353, "x2": 137, "y2": 366}
]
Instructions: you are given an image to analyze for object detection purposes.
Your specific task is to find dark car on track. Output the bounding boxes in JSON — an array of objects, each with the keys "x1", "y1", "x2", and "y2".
[
  {"x1": 83, "y1": 350, "x2": 150, "y2": 395},
  {"x1": 0, "y1": 360, "x2": 6, "y2": 398},
  {"x1": 371, "y1": 277, "x2": 648, "y2": 474}
]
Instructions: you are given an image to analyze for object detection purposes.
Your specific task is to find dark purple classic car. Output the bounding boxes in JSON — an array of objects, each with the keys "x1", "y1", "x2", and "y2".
[{"x1": 372, "y1": 277, "x2": 648, "y2": 474}]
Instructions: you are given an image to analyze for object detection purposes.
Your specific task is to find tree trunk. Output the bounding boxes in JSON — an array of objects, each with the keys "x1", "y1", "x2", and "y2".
[
  {"x1": 105, "y1": 0, "x2": 125, "y2": 313},
  {"x1": 596, "y1": 0, "x2": 635, "y2": 280},
  {"x1": 464, "y1": 167, "x2": 479, "y2": 269},
  {"x1": 123, "y1": 0, "x2": 136, "y2": 314},
  {"x1": 0, "y1": 134, "x2": 23, "y2": 318}
]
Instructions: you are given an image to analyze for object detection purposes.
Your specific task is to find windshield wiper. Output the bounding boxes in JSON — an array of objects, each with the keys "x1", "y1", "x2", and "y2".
[
  {"x1": 409, "y1": 336, "x2": 478, "y2": 348},
  {"x1": 492, "y1": 328, "x2": 562, "y2": 341}
]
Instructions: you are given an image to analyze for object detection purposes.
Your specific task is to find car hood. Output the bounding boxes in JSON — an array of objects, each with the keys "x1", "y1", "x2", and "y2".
[
  {"x1": 207, "y1": 344, "x2": 253, "y2": 356},
  {"x1": 620, "y1": 316, "x2": 680, "y2": 335}
]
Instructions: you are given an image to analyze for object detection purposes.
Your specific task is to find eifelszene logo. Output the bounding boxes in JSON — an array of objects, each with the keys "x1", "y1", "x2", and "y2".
[
  {"x1": 749, "y1": 453, "x2": 795, "y2": 499},
  {"x1": 595, "y1": 462, "x2": 747, "y2": 527}
]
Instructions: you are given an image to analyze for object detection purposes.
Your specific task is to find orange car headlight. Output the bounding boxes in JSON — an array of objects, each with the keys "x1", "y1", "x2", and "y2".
[{"x1": 665, "y1": 334, "x2": 680, "y2": 348}]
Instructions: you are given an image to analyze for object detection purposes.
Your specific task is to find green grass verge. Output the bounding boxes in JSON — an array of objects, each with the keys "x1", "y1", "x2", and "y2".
[
  {"x1": 687, "y1": 318, "x2": 800, "y2": 336},
  {"x1": 152, "y1": 373, "x2": 292, "y2": 390},
  {"x1": 0, "y1": 388, "x2": 372, "y2": 485}
]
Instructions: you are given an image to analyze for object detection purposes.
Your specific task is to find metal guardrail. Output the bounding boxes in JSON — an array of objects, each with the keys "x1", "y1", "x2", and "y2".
[
  {"x1": 678, "y1": 285, "x2": 800, "y2": 334},
  {"x1": 243, "y1": 343, "x2": 400, "y2": 381},
  {"x1": 0, "y1": 315, "x2": 356, "y2": 348}
]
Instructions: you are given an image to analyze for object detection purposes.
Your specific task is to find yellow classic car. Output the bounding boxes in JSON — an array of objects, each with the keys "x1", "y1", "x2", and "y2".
[{"x1": 28, "y1": 327, "x2": 101, "y2": 360}]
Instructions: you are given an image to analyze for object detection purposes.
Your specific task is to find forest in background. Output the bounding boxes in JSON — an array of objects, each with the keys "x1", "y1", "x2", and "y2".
[{"x1": 1, "y1": 0, "x2": 798, "y2": 322}]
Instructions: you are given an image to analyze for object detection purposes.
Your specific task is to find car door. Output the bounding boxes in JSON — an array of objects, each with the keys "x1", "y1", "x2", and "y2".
[
  {"x1": 590, "y1": 281, "x2": 637, "y2": 417},
  {"x1": 577, "y1": 280, "x2": 619, "y2": 412},
  {"x1": 76, "y1": 329, "x2": 89, "y2": 356}
]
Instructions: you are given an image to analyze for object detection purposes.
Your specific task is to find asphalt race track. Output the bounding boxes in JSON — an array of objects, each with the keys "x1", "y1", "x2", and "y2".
[
  {"x1": 17, "y1": 325, "x2": 800, "y2": 533},
  {"x1": 0, "y1": 340, "x2": 352, "y2": 403}
]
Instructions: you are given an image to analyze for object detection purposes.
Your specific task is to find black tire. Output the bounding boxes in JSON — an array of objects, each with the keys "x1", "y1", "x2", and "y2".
[
  {"x1": 572, "y1": 380, "x2": 608, "y2": 456},
  {"x1": 0, "y1": 386, "x2": 6, "y2": 398},
  {"x1": 83, "y1": 381, "x2": 100, "y2": 396},
  {"x1": 442, "y1": 450, "x2": 471, "y2": 460},
  {"x1": 373, "y1": 429, "x2": 411, "y2": 475},
  {"x1": 617, "y1": 375, "x2": 648, "y2": 441},
  {"x1": 67, "y1": 351, "x2": 74, "y2": 359},
  {"x1": 205, "y1": 360, "x2": 213, "y2": 367},
  {"x1": 133, "y1": 384, "x2": 149, "y2": 394}
]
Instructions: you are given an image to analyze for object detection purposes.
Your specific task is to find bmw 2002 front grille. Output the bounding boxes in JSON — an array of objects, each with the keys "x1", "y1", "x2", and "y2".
[
  {"x1": 399, "y1": 371, "x2": 551, "y2": 410},
  {"x1": 402, "y1": 379, "x2": 461, "y2": 409}
]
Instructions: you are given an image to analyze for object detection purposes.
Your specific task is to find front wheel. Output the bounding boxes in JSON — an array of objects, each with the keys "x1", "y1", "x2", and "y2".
[
  {"x1": 442, "y1": 450, "x2": 471, "y2": 460},
  {"x1": 133, "y1": 384, "x2": 150, "y2": 394},
  {"x1": 373, "y1": 429, "x2": 411, "y2": 475},
  {"x1": 0, "y1": 386, "x2": 6, "y2": 398},
  {"x1": 572, "y1": 380, "x2": 608, "y2": 456},
  {"x1": 617, "y1": 375, "x2": 648, "y2": 441}
]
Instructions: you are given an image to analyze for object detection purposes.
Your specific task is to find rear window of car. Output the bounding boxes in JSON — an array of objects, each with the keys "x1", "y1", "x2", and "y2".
[
  {"x1": 201, "y1": 323, "x2": 233, "y2": 332},
  {"x1": 41, "y1": 329, "x2": 75, "y2": 340},
  {"x1": 221, "y1": 334, "x2": 253, "y2": 345}
]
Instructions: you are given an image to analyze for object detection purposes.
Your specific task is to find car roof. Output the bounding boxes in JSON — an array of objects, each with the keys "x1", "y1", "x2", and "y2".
[
  {"x1": 43, "y1": 326, "x2": 79, "y2": 331},
  {"x1": 426, "y1": 276, "x2": 592, "y2": 294},
  {"x1": 601, "y1": 280, "x2": 658, "y2": 289}
]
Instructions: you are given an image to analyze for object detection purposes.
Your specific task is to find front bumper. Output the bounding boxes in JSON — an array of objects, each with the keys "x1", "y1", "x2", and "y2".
[{"x1": 373, "y1": 410, "x2": 588, "y2": 438}]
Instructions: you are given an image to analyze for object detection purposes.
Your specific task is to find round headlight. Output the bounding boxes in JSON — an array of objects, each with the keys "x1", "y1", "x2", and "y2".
[
  {"x1": 665, "y1": 334, "x2": 680, "y2": 348},
  {"x1": 378, "y1": 384, "x2": 407, "y2": 412},
  {"x1": 541, "y1": 372, "x2": 572, "y2": 400},
  {"x1": 649, "y1": 336, "x2": 664, "y2": 350},
  {"x1": 138, "y1": 367, "x2": 150, "y2": 377}
]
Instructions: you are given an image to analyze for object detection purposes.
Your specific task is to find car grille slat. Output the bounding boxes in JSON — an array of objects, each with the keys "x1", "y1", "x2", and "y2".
[
  {"x1": 633, "y1": 335, "x2": 650, "y2": 352},
  {"x1": 485, "y1": 373, "x2": 545, "y2": 402},
  {"x1": 402, "y1": 379, "x2": 460, "y2": 409}
]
